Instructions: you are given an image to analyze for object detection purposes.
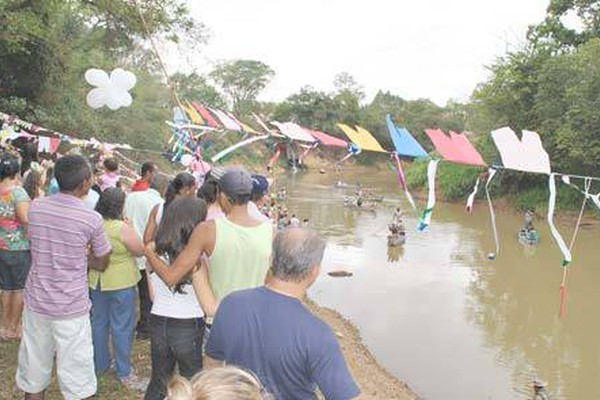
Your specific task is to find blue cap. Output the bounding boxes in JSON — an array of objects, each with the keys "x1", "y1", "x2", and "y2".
[{"x1": 251, "y1": 174, "x2": 269, "y2": 197}]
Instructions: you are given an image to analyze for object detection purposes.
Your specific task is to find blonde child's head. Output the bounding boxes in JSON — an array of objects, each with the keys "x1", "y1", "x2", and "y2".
[{"x1": 166, "y1": 366, "x2": 271, "y2": 400}]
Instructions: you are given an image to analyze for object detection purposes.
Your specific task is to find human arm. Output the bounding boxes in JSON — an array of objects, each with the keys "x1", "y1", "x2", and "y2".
[
  {"x1": 192, "y1": 257, "x2": 219, "y2": 318},
  {"x1": 143, "y1": 204, "x2": 159, "y2": 244},
  {"x1": 88, "y1": 217, "x2": 112, "y2": 272},
  {"x1": 13, "y1": 187, "x2": 30, "y2": 225},
  {"x1": 146, "y1": 270, "x2": 155, "y2": 302},
  {"x1": 310, "y1": 329, "x2": 361, "y2": 399},
  {"x1": 144, "y1": 221, "x2": 215, "y2": 287},
  {"x1": 120, "y1": 222, "x2": 144, "y2": 257}
]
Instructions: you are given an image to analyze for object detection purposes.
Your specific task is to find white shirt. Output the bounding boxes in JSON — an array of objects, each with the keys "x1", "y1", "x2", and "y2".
[
  {"x1": 123, "y1": 189, "x2": 162, "y2": 270},
  {"x1": 248, "y1": 201, "x2": 270, "y2": 223},
  {"x1": 83, "y1": 190, "x2": 100, "y2": 210},
  {"x1": 150, "y1": 272, "x2": 204, "y2": 319}
]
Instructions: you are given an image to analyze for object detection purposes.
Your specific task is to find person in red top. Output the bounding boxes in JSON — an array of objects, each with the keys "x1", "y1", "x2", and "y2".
[{"x1": 131, "y1": 162, "x2": 157, "y2": 192}]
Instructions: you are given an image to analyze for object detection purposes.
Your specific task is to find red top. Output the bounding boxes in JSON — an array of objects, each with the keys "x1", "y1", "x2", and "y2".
[{"x1": 131, "y1": 180, "x2": 150, "y2": 192}]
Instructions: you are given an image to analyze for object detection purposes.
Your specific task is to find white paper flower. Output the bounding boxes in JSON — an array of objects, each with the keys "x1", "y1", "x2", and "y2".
[{"x1": 85, "y1": 68, "x2": 137, "y2": 110}]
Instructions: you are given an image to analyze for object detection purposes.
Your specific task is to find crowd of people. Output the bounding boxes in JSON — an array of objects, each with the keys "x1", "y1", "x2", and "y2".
[{"x1": 0, "y1": 149, "x2": 360, "y2": 399}]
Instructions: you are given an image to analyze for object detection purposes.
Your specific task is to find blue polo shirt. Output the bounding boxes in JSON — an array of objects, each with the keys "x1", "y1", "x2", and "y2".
[{"x1": 207, "y1": 286, "x2": 360, "y2": 400}]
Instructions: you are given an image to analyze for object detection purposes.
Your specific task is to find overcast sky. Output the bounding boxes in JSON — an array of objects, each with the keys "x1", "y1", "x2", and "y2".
[{"x1": 184, "y1": 0, "x2": 550, "y2": 106}]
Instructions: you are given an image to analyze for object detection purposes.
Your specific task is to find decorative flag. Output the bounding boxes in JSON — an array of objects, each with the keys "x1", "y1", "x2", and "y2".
[
  {"x1": 491, "y1": 127, "x2": 551, "y2": 174},
  {"x1": 466, "y1": 177, "x2": 481, "y2": 213},
  {"x1": 211, "y1": 135, "x2": 269, "y2": 163},
  {"x1": 425, "y1": 129, "x2": 486, "y2": 166},
  {"x1": 183, "y1": 101, "x2": 204, "y2": 125},
  {"x1": 192, "y1": 102, "x2": 221, "y2": 128},
  {"x1": 308, "y1": 129, "x2": 348, "y2": 148},
  {"x1": 392, "y1": 153, "x2": 417, "y2": 211},
  {"x1": 337, "y1": 124, "x2": 386, "y2": 153},
  {"x1": 209, "y1": 108, "x2": 242, "y2": 131},
  {"x1": 547, "y1": 173, "x2": 572, "y2": 266},
  {"x1": 271, "y1": 122, "x2": 317, "y2": 143},
  {"x1": 485, "y1": 168, "x2": 499, "y2": 259},
  {"x1": 417, "y1": 159, "x2": 439, "y2": 231},
  {"x1": 386, "y1": 115, "x2": 427, "y2": 158}
]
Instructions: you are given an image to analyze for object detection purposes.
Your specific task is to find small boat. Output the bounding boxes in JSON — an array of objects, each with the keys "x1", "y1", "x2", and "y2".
[
  {"x1": 387, "y1": 232, "x2": 406, "y2": 247},
  {"x1": 518, "y1": 228, "x2": 540, "y2": 245},
  {"x1": 365, "y1": 195, "x2": 384, "y2": 202}
]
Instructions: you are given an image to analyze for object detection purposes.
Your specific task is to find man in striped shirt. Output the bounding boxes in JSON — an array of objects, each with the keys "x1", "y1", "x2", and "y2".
[{"x1": 16, "y1": 155, "x2": 111, "y2": 400}]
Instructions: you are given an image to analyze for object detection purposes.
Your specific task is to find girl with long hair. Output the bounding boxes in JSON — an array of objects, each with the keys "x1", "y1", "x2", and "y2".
[
  {"x1": 144, "y1": 172, "x2": 196, "y2": 244},
  {"x1": 144, "y1": 196, "x2": 207, "y2": 400}
]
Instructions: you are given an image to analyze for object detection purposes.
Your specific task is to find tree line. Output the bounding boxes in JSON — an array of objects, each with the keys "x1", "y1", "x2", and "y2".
[{"x1": 2, "y1": 0, "x2": 600, "y2": 202}]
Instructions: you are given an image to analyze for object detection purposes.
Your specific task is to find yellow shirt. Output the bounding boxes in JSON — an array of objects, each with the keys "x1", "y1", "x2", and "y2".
[{"x1": 89, "y1": 220, "x2": 141, "y2": 291}]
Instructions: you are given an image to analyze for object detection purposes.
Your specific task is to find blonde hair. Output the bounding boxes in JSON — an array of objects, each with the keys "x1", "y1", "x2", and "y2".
[
  {"x1": 167, "y1": 375, "x2": 193, "y2": 400},
  {"x1": 166, "y1": 366, "x2": 271, "y2": 400}
]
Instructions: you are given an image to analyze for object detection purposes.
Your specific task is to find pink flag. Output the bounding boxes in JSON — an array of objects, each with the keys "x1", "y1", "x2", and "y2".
[{"x1": 425, "y1": 129, "x2": 486, "y2": 166}]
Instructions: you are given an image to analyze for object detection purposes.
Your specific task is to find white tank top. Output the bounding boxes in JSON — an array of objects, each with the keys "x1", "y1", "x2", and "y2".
[{"x1": 149, "y1": 260, "x2": 204, "y2": 319}]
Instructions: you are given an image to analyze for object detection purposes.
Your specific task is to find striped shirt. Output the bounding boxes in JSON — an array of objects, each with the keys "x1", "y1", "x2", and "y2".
[{"x1": 25, "y1": 193, "x2": 111, "y2": 319}]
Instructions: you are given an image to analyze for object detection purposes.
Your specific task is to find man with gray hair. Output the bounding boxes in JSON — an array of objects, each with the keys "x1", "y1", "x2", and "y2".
[{"x1": 206, "y1": 228, "x2": 360, "y2": 399}]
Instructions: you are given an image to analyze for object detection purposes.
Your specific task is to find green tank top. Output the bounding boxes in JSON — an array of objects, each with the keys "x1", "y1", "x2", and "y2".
[
  {"x1": 89, "y1": 220, "x2": 141, "y2": 291},
  {"x1": 209, "y1": 217, "x2": 272, "y2": 300}
]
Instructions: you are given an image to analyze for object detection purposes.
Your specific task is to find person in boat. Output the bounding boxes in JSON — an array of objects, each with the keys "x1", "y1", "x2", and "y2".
[
  {"x1": 393, "y1": 208, "x2": 403, "y2": 224},
  {"x1": 524, "y1": 209, "x2": 535, "y2": 231},
  {"x1": 533, "y1": 379, "x2": 550, "y2": 400}
]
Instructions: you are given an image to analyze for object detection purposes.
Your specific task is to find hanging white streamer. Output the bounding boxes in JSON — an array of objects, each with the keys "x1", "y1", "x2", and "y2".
[
  {"x1": 466, "y1": 177, "x2": 481, "y2": 213},
  {"x1": 547, "y1": 173, "x2": 572, "y2": 266},
  {"x1": 211, "y1": 135, "x2": 268, "y2": 163},
  {"x1": 485, "y1": 168, "x2": 499, "y2": 259},
  {"x1": 417, "y1": 159, "x2": 439, "y2": 231}
]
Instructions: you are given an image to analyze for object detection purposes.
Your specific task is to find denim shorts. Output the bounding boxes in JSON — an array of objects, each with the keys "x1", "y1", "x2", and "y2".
[{"x1": 0, "y1": 250, "x2": 31, "y2": 290}]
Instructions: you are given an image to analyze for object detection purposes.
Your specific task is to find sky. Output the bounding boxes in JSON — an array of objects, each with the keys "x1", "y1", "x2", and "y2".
[{"x1": 182, "y1": 0, "x2": 551, "y2": 106}]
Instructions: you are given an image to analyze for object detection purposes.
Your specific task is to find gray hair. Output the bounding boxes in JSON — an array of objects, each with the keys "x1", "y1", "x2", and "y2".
[{"x1": 271, "y1": 228, "x2": 326, "y2": 282}]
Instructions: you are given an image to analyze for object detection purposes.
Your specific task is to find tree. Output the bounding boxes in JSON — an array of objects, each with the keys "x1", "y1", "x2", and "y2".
[
  {"x1": 528, "y1": 0, "x2": 600, "y2": 52},
  {"x1": 209, "y1": 59, "x2": 275, "y2": 114},
  {"x1": 171, "y1": 72, "x2": 226, "y2": 108}
]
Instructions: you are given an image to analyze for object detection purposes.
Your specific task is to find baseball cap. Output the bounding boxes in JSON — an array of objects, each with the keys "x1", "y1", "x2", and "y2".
[
  {"x1": 219, "y1": 167, "x2": 253, "y2": 197},
  {"x1": 251, "y1": 174, "x2": 269, "y2": 197}
]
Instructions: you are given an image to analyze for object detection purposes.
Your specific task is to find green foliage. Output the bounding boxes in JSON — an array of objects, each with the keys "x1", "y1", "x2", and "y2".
[
  {"x1": 210, "y1": 59, "x2": 275, "y2": 114},
  {"x1": 171, "y1": 72, "x2": 226, "y2": 108}
]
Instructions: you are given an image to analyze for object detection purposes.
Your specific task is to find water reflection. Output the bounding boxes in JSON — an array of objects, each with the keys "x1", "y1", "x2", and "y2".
[{"x1": 279, "y1": 168, "x2": 600, "y2": 399}]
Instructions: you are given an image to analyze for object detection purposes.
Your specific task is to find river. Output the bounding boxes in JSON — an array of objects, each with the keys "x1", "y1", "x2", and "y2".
[{"x1": 278, "y1": 167, "x2": 600, "y2": 400}]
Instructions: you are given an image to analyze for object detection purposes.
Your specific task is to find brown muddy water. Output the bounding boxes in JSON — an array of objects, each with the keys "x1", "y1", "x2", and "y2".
[{"x1": 279, "y1": 168, "x2": 600, "y2": 400}]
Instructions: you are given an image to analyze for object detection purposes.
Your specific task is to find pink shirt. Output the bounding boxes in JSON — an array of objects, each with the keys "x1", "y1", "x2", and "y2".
[
  {"x1": 99, "y1": 172, "x2": 120, "y2": 191},
  {"x1": 25, "y1": 193, "x2": 111, "y2": 319}
]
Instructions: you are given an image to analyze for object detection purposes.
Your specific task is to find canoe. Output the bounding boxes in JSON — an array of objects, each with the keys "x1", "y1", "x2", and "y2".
[{"x1": 518, "y1": 228, "x2": 540, "y2": 245}]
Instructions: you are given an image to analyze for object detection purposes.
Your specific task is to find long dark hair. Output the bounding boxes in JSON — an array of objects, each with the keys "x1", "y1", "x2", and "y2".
[
  {"x1": 155, "y1": 196, "x2": 207, "y2": 292},
  {"x1": 197, "y1": 176, "x2": 220, "y2": 204},
  {"x1": 164, "y1": 172, "x2": 196, "y2": 211},
  {"x1": 95, "y1": 188, "x2": 126, "y2": 220},
  {"x1": 0, "y1": 153, "x2": 21, "y2": 182},
  {"x1": 23, "y1": 170, "x2": 43, "y2": 199}
]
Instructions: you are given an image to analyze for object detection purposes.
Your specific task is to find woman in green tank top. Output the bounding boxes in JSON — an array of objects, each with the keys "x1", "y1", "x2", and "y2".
[{"x1": 89, "y1": 188, "x2": 146, "y2": 390}]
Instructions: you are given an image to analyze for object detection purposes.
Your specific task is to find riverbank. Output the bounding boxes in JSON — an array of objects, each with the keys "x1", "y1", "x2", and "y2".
[
  {"x1": 306, "y1": 299, "x2": 419, "y2": 399},
  {"x1": 0, "y1": 298, "x2": 418, "y2": 399}
]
